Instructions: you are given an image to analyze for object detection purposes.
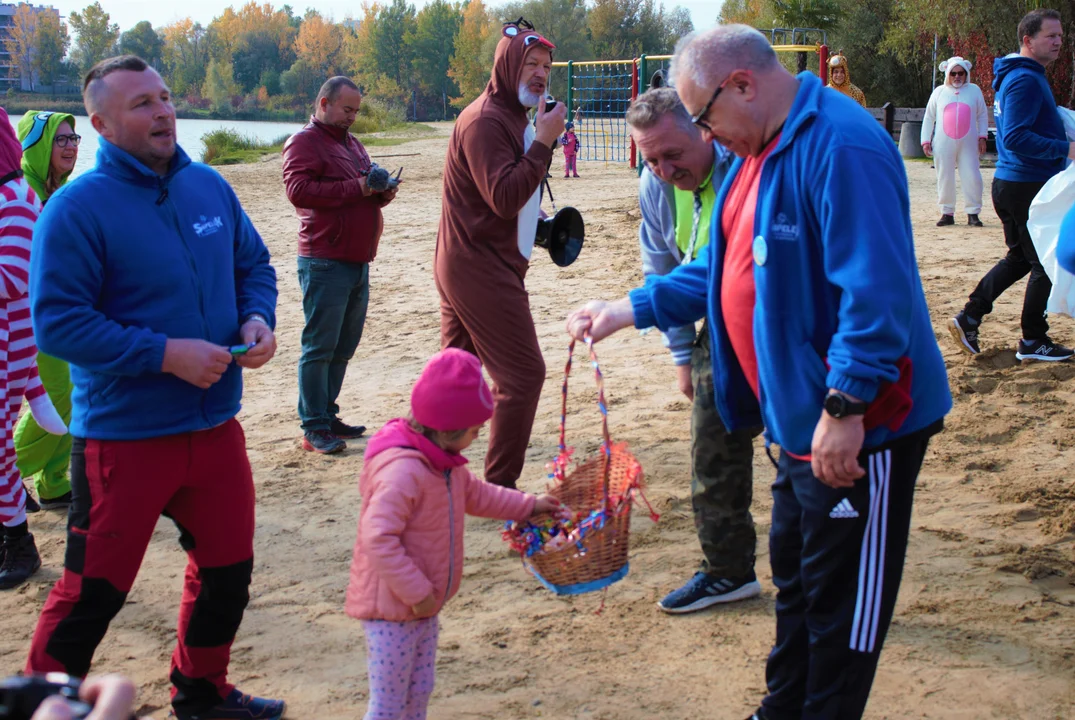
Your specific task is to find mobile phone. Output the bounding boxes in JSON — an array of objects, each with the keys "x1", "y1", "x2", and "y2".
[{"x1": 229, "y1": 342, "x2": 255, "y2": 356}]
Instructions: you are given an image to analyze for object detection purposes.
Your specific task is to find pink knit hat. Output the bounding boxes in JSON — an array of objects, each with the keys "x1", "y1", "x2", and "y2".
[{"x1": 411, "y1": 349, "x2": 495, "y2": 432}]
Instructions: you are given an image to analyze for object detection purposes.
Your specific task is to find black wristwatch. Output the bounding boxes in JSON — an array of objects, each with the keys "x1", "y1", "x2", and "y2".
[{"x1": 824, "y1": 392, "x2": 868, "y2": 419}]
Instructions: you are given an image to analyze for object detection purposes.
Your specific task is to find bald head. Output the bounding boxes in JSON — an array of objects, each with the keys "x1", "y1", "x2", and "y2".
[{"x1": 671, "y1": 25, "x2": 779, "y2": 90}]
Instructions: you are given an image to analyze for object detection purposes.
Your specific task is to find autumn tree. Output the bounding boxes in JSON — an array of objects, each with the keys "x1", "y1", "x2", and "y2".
[
  {"x1": 3, "y1": 4, "x2": 38, "y2": 90},
  {"x1": 294, "y1": 11, "x2": 344, "y2": 78},
  {"x1": 770, "y1": 0, "x2": 841, "y2": 71},
  {"x1": 497, "y1": 0, "x2": 591, "y2": 62},
  {"x1": 342, "y1": 3, "x2": 382, "y2": 81},
  {"x1": 233, "y1": 30, "x2": 287, "y2": 92},
  {"x1": 118, "y1": 20, "x2": 164, "y2": 68},
  {"x1": 161, "y1": 18, "x2": 212, "y2": 97},
  {"x1": 588, "y1": 0, "x2": 685, "y2": 58},
  {"x1": 448, "y1": 0, "x2": 493, "y2": 109},
  {"x1": 210, "y1": 2, "x2": 296, "y2": 60},
  {"x1": 33, "y1": 11, "x2": 70, "y2": 90},
  {"x1": 409, "y1": 0, "x2": 463, "y2": 118},
  {"x1": 69, "y1": 2, "x2": 120, "y2": 72},
  {"x1": 204, "y1": 57, "x2": 240, "y2": 113},
  {"x1": 371, "y1": 0, "x2": 417, "y2": 89}
]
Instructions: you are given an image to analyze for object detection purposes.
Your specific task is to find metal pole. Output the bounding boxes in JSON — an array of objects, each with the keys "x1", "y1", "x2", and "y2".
[
  {"x1": 819, "y1": 44, "x2": 829, "y2": 84},
  {"x1": 566, "y1": 60, "x2": 574, "y2": 119},
  {"x1": 630, "y1": 58, "x2": 639, "y2": 169},
  {"x1": 932, "y1": 34, "x2": 938, "y2": 90}
]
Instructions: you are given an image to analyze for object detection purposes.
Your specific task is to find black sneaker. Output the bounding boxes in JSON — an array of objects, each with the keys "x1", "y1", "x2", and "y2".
[
  {"x1": 657, "y1": 571, "x2": 761, "y2": 614},
  {"x1": 302, "y1": 430, "x2": 345, "y2": 454},
  {"x1": 329, "y1": 419, "x2": 366, "y2": 439},
  {"x1": 1016, "y1": 338, "x2": 1075, "y2": 362},
  {"x1": 0, "y1": 533, "x2": 41, "y2": 590},
  {"x1": 949, "y1": 312, "x2": 980, "y2": 355},
  {"x1": 968, "y1": 214, "x2": 983, "y2": 227},
  {"x1": 937, "y1": 214, "x2": 955, "y2": 226},
  {"x1": 23, "y1": 485, "x2": 39, "y2": 514},
  {"x1": 178, "y1": 688, "x2": 286, "y2": 720},
  {"x1": 39, "y1": 491, "x2": 72, "y2": 511}
]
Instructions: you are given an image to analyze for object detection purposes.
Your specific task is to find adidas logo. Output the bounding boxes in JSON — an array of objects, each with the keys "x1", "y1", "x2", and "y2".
[{"x1": 829, "y1": 498, "x2": 859, "y2": 519}]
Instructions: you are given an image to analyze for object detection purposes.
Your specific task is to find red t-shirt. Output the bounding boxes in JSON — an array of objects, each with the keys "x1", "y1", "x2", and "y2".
[{"x1": 720, "y1": 136, "x2": 781, "y2": 400}]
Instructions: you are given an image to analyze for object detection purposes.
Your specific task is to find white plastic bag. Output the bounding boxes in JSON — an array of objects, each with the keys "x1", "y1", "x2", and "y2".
[
  {"x1": 1028, "y1": 163, "x2": 1075, "y2": 316},
  {"x1": 1060, "y1": 107, "x2": 1075, "y2": 141}
]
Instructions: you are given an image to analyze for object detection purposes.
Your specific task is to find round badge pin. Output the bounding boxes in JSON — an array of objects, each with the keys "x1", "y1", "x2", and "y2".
[{"x1": 753, "y1": 235, "x2": 768, "y2": 266}]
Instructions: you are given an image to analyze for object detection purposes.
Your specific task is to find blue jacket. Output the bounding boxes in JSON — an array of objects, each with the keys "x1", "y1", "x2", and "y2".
[
  {"x1": 992, "y1": 54, "x2": 1068, "y2": 183},
  {"x1": 29, "y1": 140, "x2": 278, "y2": 440},
  {"x1": 629, "y1": 73, "x2": 951, "y2": 456}
]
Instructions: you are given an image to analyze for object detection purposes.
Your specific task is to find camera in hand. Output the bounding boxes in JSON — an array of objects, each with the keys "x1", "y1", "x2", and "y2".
[
  {"x1": 365, "y1": 164, "x2": 402, "y2": 192},
  {"x1": 1, "y1": 674, "x2": 95, "y2": 719}
]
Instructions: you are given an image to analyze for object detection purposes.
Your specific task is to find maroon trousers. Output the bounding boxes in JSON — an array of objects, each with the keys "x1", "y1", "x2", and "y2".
[
  {"x1": 436, "y1": 260, "x2": 545, "y2": 488},
  {"x1": 26, "y1": 419, "x2": 255, "y2": 719}
]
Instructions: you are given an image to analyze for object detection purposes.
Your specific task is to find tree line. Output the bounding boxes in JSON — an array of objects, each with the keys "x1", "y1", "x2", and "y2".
[
  {"x1": 3, "y1": 0, "x2": 697, "y2": 121},
  {"x1": 721, "y1": 0, "x2": 1075, "y2": 108}
]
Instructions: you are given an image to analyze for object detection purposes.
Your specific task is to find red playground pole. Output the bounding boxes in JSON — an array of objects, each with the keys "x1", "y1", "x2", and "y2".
[
  {"x1": 629, "y1": 59, "x2": 639, "y2": 169},
  {"x1": 819, "y1": 44, "x2": 829, "y2": 84}
]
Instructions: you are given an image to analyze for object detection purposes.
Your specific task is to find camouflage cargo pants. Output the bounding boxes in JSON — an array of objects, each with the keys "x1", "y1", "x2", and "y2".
[{"x1": 691, "y1": 324, "x2": 762, "y2": 579}]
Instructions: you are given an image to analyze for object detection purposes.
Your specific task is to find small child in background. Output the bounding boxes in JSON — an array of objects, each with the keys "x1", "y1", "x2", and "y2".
[
  {"x1": 561, "y1": 121, "x2": 580, "y2": 178},
  {"x1": 346, "y1": 348, "x2": 564, "y2": 720}
]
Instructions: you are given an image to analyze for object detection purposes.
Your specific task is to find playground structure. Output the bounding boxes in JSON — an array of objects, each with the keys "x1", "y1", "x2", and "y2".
[{"x1": 548, "y1": 29, "x2": 829, "y2": 167}]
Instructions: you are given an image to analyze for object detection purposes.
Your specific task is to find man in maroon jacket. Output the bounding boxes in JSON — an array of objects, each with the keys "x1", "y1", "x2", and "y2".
[{"x1": 282, "y1": 77, "x2": 397, "y2": 454}]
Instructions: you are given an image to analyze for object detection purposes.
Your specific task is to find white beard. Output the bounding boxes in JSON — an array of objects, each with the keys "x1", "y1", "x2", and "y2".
[
  {"x1": 950, "y1": 78, "x2": 965, "y2": 89},
  {"x1": 518, "y1": 83, "x2": 541, "y2": 108}
]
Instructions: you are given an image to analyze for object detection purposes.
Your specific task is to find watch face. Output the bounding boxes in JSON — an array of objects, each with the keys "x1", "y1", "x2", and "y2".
[{"x1": 825, "y1": 393, "x2": 846, "y2": 417}]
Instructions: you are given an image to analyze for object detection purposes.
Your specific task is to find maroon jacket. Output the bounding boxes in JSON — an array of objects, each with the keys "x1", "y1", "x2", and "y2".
[{"x1": 282, "y1": 118, "x2": 385, "y2": 263}]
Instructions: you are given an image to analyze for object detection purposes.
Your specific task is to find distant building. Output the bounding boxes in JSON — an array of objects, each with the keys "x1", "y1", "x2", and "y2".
[{"x1": 0, "y1": 3, "x2": 62, "y2": 91}]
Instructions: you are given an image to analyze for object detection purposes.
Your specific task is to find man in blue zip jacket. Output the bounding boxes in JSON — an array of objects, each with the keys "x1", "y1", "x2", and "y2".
[
  {"x1": 25, "y1": 56, "x2": 286, "y2": 720},
  {"x1": 950, "y1": 8, "x2": 1075, "y2": 362},
  {"x1": 568, "y1": 26, "x2": 951, "y2": 720}
]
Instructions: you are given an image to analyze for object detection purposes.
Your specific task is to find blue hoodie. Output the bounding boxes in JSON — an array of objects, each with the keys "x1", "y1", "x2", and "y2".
[
  {"x1": 29, "y1": 140, "x2": 278, "y2": 440},
  {"x1": 992, "y1": 54, "x2": 1068, "y2": 183},
  {"x1": 629, "y1": 73, "x2": 951, "y2": 457}
]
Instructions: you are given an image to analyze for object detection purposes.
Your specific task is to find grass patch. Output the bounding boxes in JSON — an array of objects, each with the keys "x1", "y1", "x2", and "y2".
[{"x1": 201, "y1": 129, "x2": 291, "y2": 165}]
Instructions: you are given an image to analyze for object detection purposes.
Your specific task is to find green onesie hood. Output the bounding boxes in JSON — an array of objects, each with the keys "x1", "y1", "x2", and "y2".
[{"x1": 16, "y1": 110, "x2": 76, "y2": 200}]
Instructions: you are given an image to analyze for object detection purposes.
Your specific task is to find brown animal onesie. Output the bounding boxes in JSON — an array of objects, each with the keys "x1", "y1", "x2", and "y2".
[{"x1": 434, "y1": 27, "x2": 554, "y2": 488}]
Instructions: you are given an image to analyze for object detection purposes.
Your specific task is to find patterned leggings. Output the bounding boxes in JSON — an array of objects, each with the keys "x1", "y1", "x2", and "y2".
[{"x1": 362, "y1": 617, "x2": 439, "y2": 720}]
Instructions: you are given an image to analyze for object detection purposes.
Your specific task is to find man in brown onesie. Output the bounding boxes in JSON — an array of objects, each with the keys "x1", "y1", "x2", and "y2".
[{"x1": 435, "y1": 19, "x2": 567, "y2": 488}]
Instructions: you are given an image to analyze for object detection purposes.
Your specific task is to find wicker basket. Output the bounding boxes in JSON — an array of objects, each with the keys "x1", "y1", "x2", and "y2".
[{"x1": 512, "y1": 337, "x2": 649, "y2": 595}]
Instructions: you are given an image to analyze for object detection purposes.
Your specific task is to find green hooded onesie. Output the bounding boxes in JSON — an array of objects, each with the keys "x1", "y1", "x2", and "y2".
[{"x1": 13, "y1": 110, "x2": 74, "y2": 502}]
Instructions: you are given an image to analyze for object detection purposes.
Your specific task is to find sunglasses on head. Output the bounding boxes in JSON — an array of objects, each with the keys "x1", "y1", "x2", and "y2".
[{"x1": 502, "y1": 17, "x2": 555, "y2": 48}]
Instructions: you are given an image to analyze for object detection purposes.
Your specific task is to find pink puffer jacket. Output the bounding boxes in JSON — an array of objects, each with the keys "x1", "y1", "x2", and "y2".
[{"x1": 345, "y1": 419, "x2": 536, "y2": 622}]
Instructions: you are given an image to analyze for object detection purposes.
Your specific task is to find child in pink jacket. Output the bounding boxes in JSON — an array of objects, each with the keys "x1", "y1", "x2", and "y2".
[{"x1": 346, "y1": 348, "x2": 561, "y2": 720}]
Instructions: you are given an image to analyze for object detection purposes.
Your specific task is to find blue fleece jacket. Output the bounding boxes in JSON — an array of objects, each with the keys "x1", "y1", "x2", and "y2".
[
  {"x1": 992, "y1": 54, "x2": 1068, "y2": 183},
  {"x1": 629, "y1": 73, "x2": 951, "y2": 456},
  {"x1": 29, "y1": 139, "x2": 278, "y2": 440}
]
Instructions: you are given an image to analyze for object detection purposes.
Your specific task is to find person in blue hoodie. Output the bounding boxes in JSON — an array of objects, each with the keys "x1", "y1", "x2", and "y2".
[
  {"x1": 950, "y1": 8, "x2": 1075, "y2": 362},
  {"x1": 24, "y1": 56, "x2": 286, "y2": 720},
  {"x1": 567, "y1": 25, "x2": 951, "y2": 720}
]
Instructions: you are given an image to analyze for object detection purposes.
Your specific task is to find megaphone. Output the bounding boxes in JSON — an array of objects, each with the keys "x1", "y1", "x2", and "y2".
[{"x1": 535, "y1": 206, "x2": 584, "y2": 267}]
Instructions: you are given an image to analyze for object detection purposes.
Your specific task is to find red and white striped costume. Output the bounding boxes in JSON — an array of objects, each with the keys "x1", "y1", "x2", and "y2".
[{"x1": 0, "y1": 175, "x2": 48, "y2": 527}]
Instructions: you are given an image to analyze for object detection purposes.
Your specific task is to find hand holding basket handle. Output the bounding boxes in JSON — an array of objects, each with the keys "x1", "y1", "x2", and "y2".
[{"x1": 565, "y1": 298, "x2": 636, "y2": 344}]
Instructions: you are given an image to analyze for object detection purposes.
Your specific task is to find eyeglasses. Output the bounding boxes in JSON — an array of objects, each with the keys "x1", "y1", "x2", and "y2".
[
  {"x1": 54, "y1": 133, "x2": 81, "y2": 148},
  {"x1": 691, "y1": 78, "x2": 729, "y2": 132},
  {"x1": 950, "y1": 70, "x2": 967, "y2": 77}
]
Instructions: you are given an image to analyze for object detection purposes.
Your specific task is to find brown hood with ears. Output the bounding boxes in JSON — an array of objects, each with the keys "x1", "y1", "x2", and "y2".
[{"x1": 486, "y1": 25, "x2": 555, "y2": 114}]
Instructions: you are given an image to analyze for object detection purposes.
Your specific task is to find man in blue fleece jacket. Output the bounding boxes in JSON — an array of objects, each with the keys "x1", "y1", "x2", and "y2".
[
  {"x1": 950, "y1": 8, "x2": 1075, "y2": 362},
  {"x1": 568, "y1": 25, "x2": 951, "y2": 720},
  {"x1": 24, "y1": 56, "x2": 286, "y2": 720}
]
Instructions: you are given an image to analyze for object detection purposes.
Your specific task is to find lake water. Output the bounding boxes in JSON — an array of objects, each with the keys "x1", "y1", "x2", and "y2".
[{"x1": 5, "y1": 113, "x2": 308, "y2": 177}]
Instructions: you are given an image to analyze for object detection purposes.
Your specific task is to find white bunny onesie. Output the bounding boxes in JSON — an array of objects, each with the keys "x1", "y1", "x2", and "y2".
[{"x1": 921, "y1": 57, "x2": 990, "y2": 215}]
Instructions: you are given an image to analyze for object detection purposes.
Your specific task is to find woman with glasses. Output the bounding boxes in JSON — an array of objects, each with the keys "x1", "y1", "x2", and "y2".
[
  {"x1": 921, "y1": 57, "x2": 989, "y2": 227},
  {"x1": 12, "y1": 111, "x2": 79, "y2": 515}
]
